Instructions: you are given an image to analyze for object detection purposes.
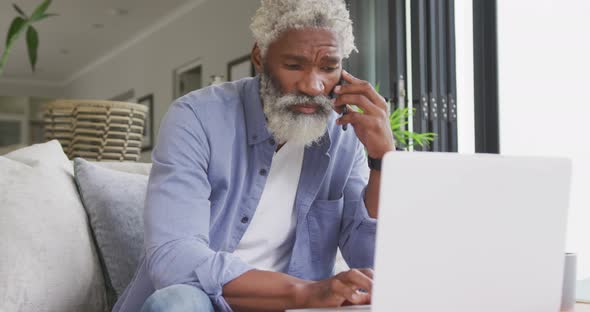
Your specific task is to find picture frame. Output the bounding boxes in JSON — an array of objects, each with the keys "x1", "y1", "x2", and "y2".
[
  {"x1": 227, "y1": 54, "x2": 255, "y2": 81},
  {"x1": 0, "y1": 113, "x2": 27, "y2": 147},
  {"x1": 137, "y1": 94, "x2": 154, "y2": 151}
]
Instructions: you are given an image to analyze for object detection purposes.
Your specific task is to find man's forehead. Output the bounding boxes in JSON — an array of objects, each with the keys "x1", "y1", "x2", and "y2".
[{"x1": 269, "y1": 28, "x2": 343, "y2": 59}]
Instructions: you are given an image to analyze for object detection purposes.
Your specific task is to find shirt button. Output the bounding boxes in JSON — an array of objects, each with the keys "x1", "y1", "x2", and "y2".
[
  {"x1": 241, "y1": 216, "x2": 249, "y2": 224},
  {"x1": 259, "y1": 169, "x2": 267, "y2": 176},
  {"x1": 269, "y1": 138, "x2": 276, "y2": 145}
]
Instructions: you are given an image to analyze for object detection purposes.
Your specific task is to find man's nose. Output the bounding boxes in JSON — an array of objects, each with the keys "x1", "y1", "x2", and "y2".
[{"x1": 297, "y1": 71, "x2": 325, "y2": 97}]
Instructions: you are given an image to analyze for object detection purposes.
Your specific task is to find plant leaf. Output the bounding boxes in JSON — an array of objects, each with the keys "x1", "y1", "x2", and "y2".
[
  {"x1": 33, "y1": 13, "x2": 58, "y2": 23},
  {"x1": 388, "y1": 106, "x2": 437, "y2": 149},
  {"x1": 389, "y1": 107, "x2": 410, "y2": 131},
  {"x1": 30, "y1": 0, "x2": 52, "y2": 22},
  {"x1": 410, "y1": 132, "x2": 437, "y2": 147},
  {"x1": 26, "y1": 26, "x2": 39, "y2": 72},
  {"x1": 12, "y1": 4, "x2": 28, "y2": 18},
  {"x1": 6, "y1": 17, "x2": 26, "y2": 47}
]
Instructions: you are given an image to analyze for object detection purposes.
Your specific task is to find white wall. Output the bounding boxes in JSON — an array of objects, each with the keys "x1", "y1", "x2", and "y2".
[
  {"x1": 63, "y1": 0, "x2": 260, "y2": 160},
  {"x1": 497, "y1": 0, "x2": 590, "y2": 279},
  {"x1": 0, "y1": 96, "x2": 29, "y2": 114},
  {"x1": 454, "y1": 0, "x2": 475, "y2": 154},
  {"x1": 0, "y1": 80, "x2": 64, "y2": 98}
]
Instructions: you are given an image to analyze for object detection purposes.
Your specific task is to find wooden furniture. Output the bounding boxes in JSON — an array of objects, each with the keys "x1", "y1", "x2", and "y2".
[{"x1": 44, "y1": 100, "x2": 148, "y2": 161}]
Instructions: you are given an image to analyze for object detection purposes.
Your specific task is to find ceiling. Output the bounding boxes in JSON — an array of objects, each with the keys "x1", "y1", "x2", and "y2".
[{"x1": 0, "y1": 0, "x2": 196, "y2": 85}]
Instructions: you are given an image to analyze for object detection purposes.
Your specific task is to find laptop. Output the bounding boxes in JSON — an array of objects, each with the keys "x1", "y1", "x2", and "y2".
[{"x1": 289, "y1": 152, "x2": 572, "y2": 312}]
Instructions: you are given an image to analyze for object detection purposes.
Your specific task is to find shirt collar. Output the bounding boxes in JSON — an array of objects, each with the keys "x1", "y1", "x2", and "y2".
[{"x1": 243, "y1": 75, "x2": 273, "y2": 145}]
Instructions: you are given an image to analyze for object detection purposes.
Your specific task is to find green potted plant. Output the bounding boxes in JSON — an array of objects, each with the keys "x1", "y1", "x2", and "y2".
[
  {"x1": 0, "y1": 0, "x2": 57, "y2": 76},
  {"x1": 388, "y1": 104, "x2": 437, "y2": 150},
  {"x1": 360, "y1": 84, "x2": 437, "y2": 150}
]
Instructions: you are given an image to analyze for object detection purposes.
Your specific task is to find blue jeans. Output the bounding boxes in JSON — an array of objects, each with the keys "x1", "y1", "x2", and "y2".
[{"x1": 140, "y1": 284, "x2": 214, "y2": 312}]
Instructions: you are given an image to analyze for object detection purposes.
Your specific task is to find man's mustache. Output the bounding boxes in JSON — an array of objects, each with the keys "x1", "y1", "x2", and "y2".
[{"x1": 276, "y1": 93, "x2": 333, "y2": 112}]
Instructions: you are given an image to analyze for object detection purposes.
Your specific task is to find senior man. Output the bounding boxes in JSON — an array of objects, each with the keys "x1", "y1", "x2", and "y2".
[{"x1": 113, "y1": 0, "x2": 395, "y2": 311}]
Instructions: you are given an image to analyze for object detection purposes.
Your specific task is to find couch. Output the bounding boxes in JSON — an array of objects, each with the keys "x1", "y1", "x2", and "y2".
[
  {"x1": 0, "y1": 140, "x2": 349, "y2": 312},
  {"x1": 0, "y1": 140, "x2": 152, "y2": 312}
]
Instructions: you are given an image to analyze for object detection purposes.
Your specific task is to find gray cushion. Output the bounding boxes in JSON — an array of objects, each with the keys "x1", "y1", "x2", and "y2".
[
  {"x1": 73, "y1": 158, "x2": 148, "y2": 300},
  {"x1": 93, "y1": 161, "x2": 152, "y2": 176}
]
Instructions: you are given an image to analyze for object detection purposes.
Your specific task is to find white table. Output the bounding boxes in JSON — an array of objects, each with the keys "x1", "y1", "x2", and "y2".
[{"x1": 289, "y1": 303, "x2": 590, "y2": 312}]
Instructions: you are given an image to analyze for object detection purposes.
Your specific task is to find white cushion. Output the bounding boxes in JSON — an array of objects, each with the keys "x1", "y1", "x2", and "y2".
[{"x1": 0, "y1": 140, "x2": 108, "y2": 312}]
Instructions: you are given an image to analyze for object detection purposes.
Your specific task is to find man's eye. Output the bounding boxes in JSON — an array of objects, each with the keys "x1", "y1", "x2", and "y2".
[
  {"x1": 322, "y1": 66, "x2": 338, "y2": 72},
  {"x1": 285, "y1": 64, "x2": 302, "y2": 70}
]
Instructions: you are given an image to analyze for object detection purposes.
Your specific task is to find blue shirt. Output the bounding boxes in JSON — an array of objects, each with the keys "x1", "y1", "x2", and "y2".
[{"x1": 113, "y1": 76, "x2": 377, "y2": 312}]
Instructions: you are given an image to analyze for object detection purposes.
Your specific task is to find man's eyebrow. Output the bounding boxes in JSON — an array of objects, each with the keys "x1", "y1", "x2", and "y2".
[
  {"x1": 279, "y1": 54, "x2": 341, "y2": 63},
  {"x1": 280, "y1": 54, "x2": 309, "y2": 62},
  {"x1": 322, "y1": 56, "x2": 341, "y2": 63}
]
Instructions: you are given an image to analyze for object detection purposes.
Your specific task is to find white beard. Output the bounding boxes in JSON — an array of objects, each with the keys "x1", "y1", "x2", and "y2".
[{"x1": 259, "y1": 72, "x2": 333, "y2": 146}]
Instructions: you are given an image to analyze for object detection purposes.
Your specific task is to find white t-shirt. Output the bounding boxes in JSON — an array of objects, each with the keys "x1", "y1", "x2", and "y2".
[{"x1": 233, "y1": 141, "x2": 305, "y2": 272}]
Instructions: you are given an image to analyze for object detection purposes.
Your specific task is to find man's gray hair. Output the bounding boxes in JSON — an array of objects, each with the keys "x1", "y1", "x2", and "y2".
[{"x1": 250, "y1": 0, "x2": 357, "y2": 58}]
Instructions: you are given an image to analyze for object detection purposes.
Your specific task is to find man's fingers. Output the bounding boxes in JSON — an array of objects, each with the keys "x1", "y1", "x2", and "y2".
[
  {"x1": 333, "y1": 103, "x2": 351, "y2": 115},
  {"x1": 337, "y1": 269, "x2": 374, "y2": 294},
  {"x1": 337, "y1": 112, "x2": 384, "y2": 133},
  {"x1": 335, "y1": 86, "x2": 388, "y2": 113},
  {"x1": 334, "y1": 94, "x2": 380, "y2": 115},
  {"x1": 330, "y1": 278, "x2": 362, "y2": 304},
  {"x1": 343, "y1": 291, "x2": 372, "y2": 306},
  {"x1": 337, "y1": 71, "x2": 388, "y2": 112},
  {"x1": 357, "y1": 268, "x2": 375, "y2": 280},
  {"x1": 341, "y1": 69, "x2": 363, "y2": 83},
  {"x1": 336, "y1": 111, "x2": 365, "y2": 127}
]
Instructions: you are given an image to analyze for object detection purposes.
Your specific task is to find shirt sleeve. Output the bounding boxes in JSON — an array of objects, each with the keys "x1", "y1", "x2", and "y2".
[
  {"x1": 338, "y1": 138, "x2": 377, "y2": 269},
  {"x1": 143, "y1": 101, "x2": 253, "y2": 310}
]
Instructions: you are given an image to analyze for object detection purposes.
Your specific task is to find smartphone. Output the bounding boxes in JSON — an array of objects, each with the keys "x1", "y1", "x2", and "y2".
[{"x1": 329, "y1": 77, "x2": 348, "y2": 131}]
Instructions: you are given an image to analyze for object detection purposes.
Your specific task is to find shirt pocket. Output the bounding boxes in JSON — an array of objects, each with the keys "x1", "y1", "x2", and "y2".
[{"x1": 307, "y1": 195, "x2": 344, "y2": 268}]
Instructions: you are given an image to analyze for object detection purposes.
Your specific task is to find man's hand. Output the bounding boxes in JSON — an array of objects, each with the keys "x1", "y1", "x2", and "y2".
[
  {"x1": 297, "y1": 269, "x2": 374, "y2": 308},
  {"x1": 333, "y1": 70, "x2": 395, "y2": 159}
]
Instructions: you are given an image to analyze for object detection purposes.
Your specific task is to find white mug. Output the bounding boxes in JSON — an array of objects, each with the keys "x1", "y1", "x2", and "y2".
[{"x1": 561, "y1": 253, "x2": 577, "y2": 312}]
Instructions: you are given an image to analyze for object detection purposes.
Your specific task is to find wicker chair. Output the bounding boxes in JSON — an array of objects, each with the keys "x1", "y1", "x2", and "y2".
[{"x1": 44, "y1": 100, "x2": 148, "y2": 161}]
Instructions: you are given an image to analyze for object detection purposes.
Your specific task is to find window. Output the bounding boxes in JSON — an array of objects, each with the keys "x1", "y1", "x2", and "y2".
[
  {"x1": 473, "y1": 0, "x2": 499, "y2": 153},
  {"x1": 346, "y1": 0, "x2": 458, "y2": 152}
]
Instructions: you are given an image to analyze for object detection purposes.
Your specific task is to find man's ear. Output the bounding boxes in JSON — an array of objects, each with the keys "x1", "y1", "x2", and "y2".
[{"x1": 251, "y1": 43, "x2": 263, "y2": 74}]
